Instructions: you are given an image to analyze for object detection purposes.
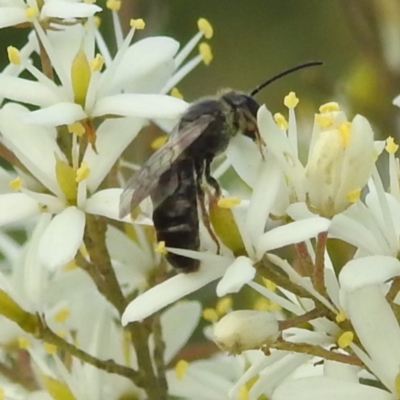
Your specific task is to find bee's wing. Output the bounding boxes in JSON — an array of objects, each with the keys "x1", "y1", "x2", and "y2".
[{"x1": 119, "y1": 114, "x2": 214, "y2": 218}]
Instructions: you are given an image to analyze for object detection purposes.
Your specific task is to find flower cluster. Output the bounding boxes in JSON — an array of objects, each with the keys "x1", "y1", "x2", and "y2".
[{"x1": 0, "y1": 2, "x2": 400, "y2": 400}]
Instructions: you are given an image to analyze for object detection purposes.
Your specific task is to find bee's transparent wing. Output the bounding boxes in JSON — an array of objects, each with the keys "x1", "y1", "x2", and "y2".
[{"x1": 119, "y1": 114, "x2": 214, "y2": 218}]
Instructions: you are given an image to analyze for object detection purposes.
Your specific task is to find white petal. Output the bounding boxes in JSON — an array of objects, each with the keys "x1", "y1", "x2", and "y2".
[
  {"x1": 92, "y1": 94, "x2": 188, "y2": 119},
  {"x1": 256, "y1": 217, "x2": 330, "y2": 258},
  {"x1": 84, "y1": 117, "x2": 146, "y2": 192},
  {"x1": 161, "y1": 301, "x2": 201, "y2": 364},
  {"x1": 85, "y1": 189, "x2": 125, "y2": 221},
  {"x1": 122, "y1": 261, "x2": 228, "y2": 324},
  {"x1": 272, "y1": 377, "x2": 391, "y2": 400},
  {"x1": 347, "y1": 287, "x2": 400, "y2": 392},
  {"x1": 22, "y1": 103, "x2": 86, "y2": 126},
  {"x1": 41, "y1": 1, "x2": 101, "y2": 18},
  {"x1": 226, "y1": 134, "x2": 263, "y2": 187},
  {"x1": 0, "y1": 75, "x2": 62, "y2": 107},
  {"x1": 0, "y1": 103, "x2": 65, "y2": 197},
  {"x1": 38, "y1": 207, "x2": 85, "y2": 270},
  {"x1": 0, "y1": 7, "x2": 26, "y2": 29},
  {"x1": 0, "y1": 193, "x2": 39, "y2": 226},
  {"x1": 216, "y1": 256, "x2": 255, "y2": 296},
  {"x1": 110, "y1": 37, "x2": 179, "y2": 93},
  {"x1": 339, "y1": 255, "x2": 400, "y2": 292}
]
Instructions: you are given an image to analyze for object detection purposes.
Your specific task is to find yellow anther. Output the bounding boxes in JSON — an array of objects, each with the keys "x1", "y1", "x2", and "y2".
[
  {"x1": 0, "y1": 388, "x2": 4, "y2": 400},
  {"x1": 106, "y1": 0, "x2": 121, "y2": 11},
  {"x1": 338, "y1": 121, "x2": 351, "y2": 148},
  {"x1": 170, "y1": 87, "x2": 183, "y2": 99},
  {"x1": 238, "y1": 385, "x2": 250, "y2": 400},
  {"x1": 216, "y1": 297, "x2": 232, "y2": 316},
  {"x1": 64, "y1": 259, "x2": 78, "y2": 271},
  {"x1": 253, "y1": 297, "x2": 271, "y2": 311},
  {"x1": 199, "y1": 42, "x2": 213, "y2": 66},
  {"x1": 274, "y1": 112, "x2": 288, "y2": 130},
  {"x1": 18, "y1": 337, "x2": 30, "y2": 349},
  {"x1": 346, "y1": 188, "x2": 361, "y2": 203},
  {"x1": 197, "y1": 18, "x2": 213, "y2": 39},
  {"x1": 386, "y1": 137, "x2": 399, "y2": 154},
  {"x1": 68, "y1": 122, "x2": 85, "y2": 136},
  {"x1": 217, "y1": 197, "x2": 241, "y2": 209},
  {"x1": 335, "y1": 309, "x2": 347, "y2": 323},
  {"x1": 319, "y1": 102, "x2": 340, "y2": 114},
  {"x1": 7, "y1": 46, "x2": 20, "y2": 65},
  {"x1": 43, "y1": 342, "x2": 57, "y2": 355},
  {"x1": 130, "y1": 18, "x2": 146, "y2": 30},
  {"x1": 338, "y1": 331, "x2": 354, "y2": 348},
  {"x1": 53, "y1": 307, "x2": 70, "y2": 323},
  {"x1": 262, "y1": 278, "x2": 277, "y2": 291},
  {"x1": 151, "y1": 135, "x2": 168, "y2": 150},
  {"x1": 283, "y1": 92, "x2": 299, "y2": 109},
  {"x1": 202, "y1": 308, "x2": 219, "y2": 322},
  {"x1": 79, "y1": 243, "x2": 88, "y2": 258},
  {"x1": 93, "y1": 16, "x2": 101, "y2": 28},
  {"x1": 155, "y1": 241, "x2": 167, "y2": 255},
  {"x1": 71, "y1": 47, "x2": 91, "y2": 106},
  {"x1": 315, "y1": 113, "x2": 333, "y2": 128},
  {"x1": 25, "y1": 7, "x2": 38, "y2": 19},
  {"x1": 75, "y1": 162, "x2": 90, "y2": 183},
  {"x1": 175, "y1": 360, "x2": 189, "y2": 380},
  {"x1": 90, "y1": 54, "x2": 104, "y2": 72},
  {"x1": 9, "y1": 176, "x2": 22, "y2": 191}
]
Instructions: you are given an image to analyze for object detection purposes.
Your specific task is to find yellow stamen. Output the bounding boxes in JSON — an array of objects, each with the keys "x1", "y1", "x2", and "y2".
[
  {"x1": 53, "y1": 307, "x2": 70, "y2": 323},
  {"x1": 75, "y1": 162, "x2": 90, "y2": 183},
  {"x1": 338, "y1": 122, "x2": 351, "y2": 148},
  {"x1": 90, "y1": 54, "x2": 104, "y2": 72},
  {"x1": 274, "y1": 112, "x2": 288, "y2": 130},
  {"x1": 253, "y1": 297, "x2": 271, "y2": 311},
  {"x1": 151, "y1": 135, "x2": 168, "y2": 150},
  {"x1": 106, "y1": 0, "x2": 121, "y2": 11},
  {"x1": 170, "y1": 87, "x2": 183, "y2": 99},
  {"x1": 238, "y1": 385, "x2": 250, "y2": 400},
  {"x1": 25, "y1": 7, "x2": 38, "y2": 19},
  {"x1": 55, "y1": 154, "x2": 76, "y2": 202},
  {"x1": 202, "y1": 308, "x2": 219, "y2": 322},
  {"x1": 319, "y1": 101, "x2": 340, "y2": 113},
  {"x1": 335, "y1": 309, "x2": 347, "y2": 323},
  {"x1": 130, "y1": 18, "x2": 146, "y2": 30},
  {"x1": 175, "y1": 360, "x2": 188, "y2": 380},
  {"x1": 338, "y1": 331, "x2": 354, "y2": 348},
  {"x1": 315, "y1": 113, "x2": 333, "y2": 128},
  {"x1": 263, "y1": 278, "x2": 276, "y2": 291},
  {"x1": 395, "y1": 370, "x2": 400, "y2": 398},
  {"x1": 7, "y1": 46, "x2": 20, "y2": 65},
  {"x1": 64, "y1": 259, "x2": 78, "y2": 271},
  {"x1": 93, "y1": 16, "x2": 101, "y2": 28},
  {"x1": 217, "y1": 197, "x2": 241, "y2": 209},
  {"x1": 18, "y1": 337, "x2": 30, "y2": 349},
  {"x1": 199, "y1": 42, "x2": 213, "y2": 66},
  {"x1": 155, "y1": 241, "x2": 167, "y2": 255},
  {"x1": 346, "y1": 188, "x2": 361, "y2": 203},
  {"x1": 216, "y1": 297, "x2": 232, "y2": 316},
  {"x1": 68, "y1": 122, "x2": 85, "y2": 136},
  {"x1": 283, "y1": 92, "x2": 299, "y2": 109},
  {"x1": 43, "y1": 342, "x2": 57, "y2": 355},
  {"x1": 0, "y1": 388, "x2": 4, "y2": 400},
  {"x1": 9, "y1": 177, "x2": 22, "y2": 191},
  {"x1": 197, "y1": 18, "x2": 213, "y2": 39},
  {"x1": 386, "y1": 137, "x2": 399, "y2": 154}
]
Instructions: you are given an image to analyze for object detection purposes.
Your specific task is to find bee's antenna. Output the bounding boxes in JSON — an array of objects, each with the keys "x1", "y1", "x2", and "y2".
[{"x1": 250, "y1": 61, "x2": 323, "y2": 97}]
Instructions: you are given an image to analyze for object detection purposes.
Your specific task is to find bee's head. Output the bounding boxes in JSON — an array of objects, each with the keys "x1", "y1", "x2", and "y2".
[{"x1": 221, "y1": 91, "x2": 260, "y2": 141}]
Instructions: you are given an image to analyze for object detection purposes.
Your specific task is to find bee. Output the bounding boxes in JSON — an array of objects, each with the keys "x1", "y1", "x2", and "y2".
[{"x1": 120, "y1": 61, "x2": 322, "y2": 272}]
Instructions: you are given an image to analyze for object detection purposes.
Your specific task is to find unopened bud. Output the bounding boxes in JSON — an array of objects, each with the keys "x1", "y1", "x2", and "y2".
[{"x1": 213, "y1": 310, "x2": 279, "y2": 354}]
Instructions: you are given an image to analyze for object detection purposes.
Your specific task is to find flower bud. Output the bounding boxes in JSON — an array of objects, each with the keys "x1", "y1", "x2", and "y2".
[{"x1": 213, "y1": 310, "x2": 279, "y2": 354}]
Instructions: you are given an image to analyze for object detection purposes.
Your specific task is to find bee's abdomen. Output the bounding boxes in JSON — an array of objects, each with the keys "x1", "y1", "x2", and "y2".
[{"x1": 152, "y1": 159, "x2": 200, "y2": 272}]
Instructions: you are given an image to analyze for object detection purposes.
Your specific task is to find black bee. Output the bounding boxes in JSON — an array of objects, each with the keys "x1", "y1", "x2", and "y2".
[{"x1": 119, "y1": 62, "x2": 322, "y2": 272}]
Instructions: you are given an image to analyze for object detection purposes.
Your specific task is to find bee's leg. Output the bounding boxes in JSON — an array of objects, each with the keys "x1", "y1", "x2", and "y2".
[
  {"x1": 194, "y1": 161, "x2": 221, "y2": 254},
  {"x1": 205, "y1": 157, "x2": 221, "y2": 198}
]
